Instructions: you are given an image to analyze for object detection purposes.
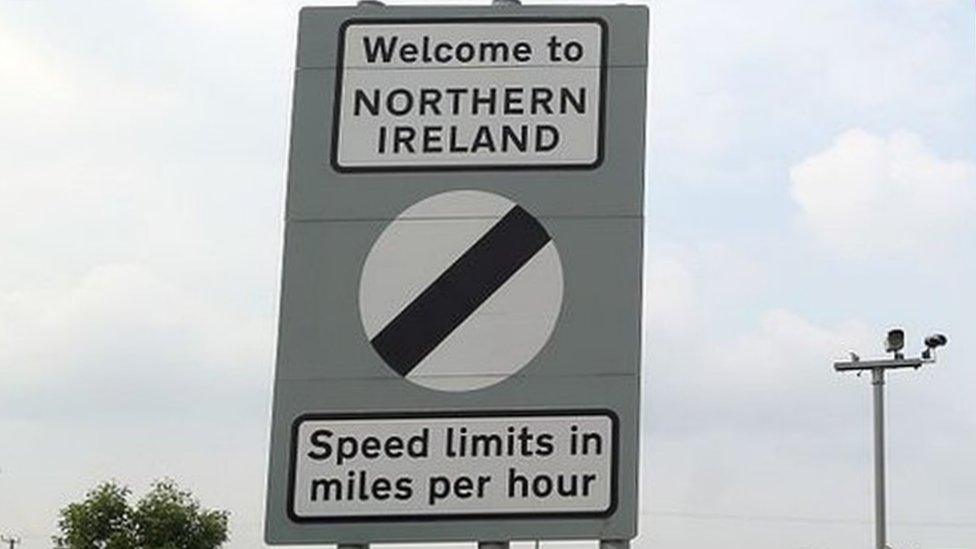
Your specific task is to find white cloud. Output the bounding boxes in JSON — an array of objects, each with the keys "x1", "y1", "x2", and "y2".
[
  {"x1": 790, "y1": 128, "x2": 976, "y2": 257},
  {"x1": 0, "y1": 263, "x2": 272, "y2": 418},
  {"x1": 650, "y1": 305, "x2": 874, "y2": 431},
  {"x1": 0, "y1": 17, "x2": 174, "y2": 141},
  {"x1": 650, "y1": 0, "x2": 971, "y2": 187},
  {"x1": 646, "y1": 256, "x2": 698, "y2": 333},
  {"x1": 164, "y1": 0, "x2": 296, "y2": 34}
]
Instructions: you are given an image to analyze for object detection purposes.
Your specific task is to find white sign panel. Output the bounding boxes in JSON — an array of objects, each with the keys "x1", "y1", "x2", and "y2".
[
  {"x1": 359, "y1": 190, "x2": 564, "y2": 392},
  {"x1": 333, "y1": 20, "x2": 605, "y2": 171},
  {"x1": 289, "y1": 412, "x2": 616, "y2": 521}
]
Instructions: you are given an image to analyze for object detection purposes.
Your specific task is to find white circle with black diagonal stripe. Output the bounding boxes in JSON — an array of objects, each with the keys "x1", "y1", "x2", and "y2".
[{"x1": 359, "y1": 190, "x2": 563, "y2": 392}]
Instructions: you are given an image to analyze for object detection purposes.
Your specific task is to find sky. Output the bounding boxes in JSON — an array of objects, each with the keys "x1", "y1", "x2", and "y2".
[{"x1": 1, "y1": 1, "x2": 974, "y2": 548}]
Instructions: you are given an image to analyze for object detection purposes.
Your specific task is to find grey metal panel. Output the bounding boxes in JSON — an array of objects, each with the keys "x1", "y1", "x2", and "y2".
[
  {"x1": 296, "y1": 5, "x2": 649, "y2": 70},
  {"x1": 273, "y1": 216, "x2": 641, "y2": 383},
  {"x1": 267, "y1": 5, "x2": 647, "y2": 544}
]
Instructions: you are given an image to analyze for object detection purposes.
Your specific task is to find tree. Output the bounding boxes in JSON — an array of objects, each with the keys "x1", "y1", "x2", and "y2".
[
  {"x1": 53, "y1": 483, "x2": 136, "y2": 549},
  {"x1": 131, "y1": 480, "x2": 228, "y2": 549},
  {"x1": 54, "y1": 480, "x2": 229, "y2": 549}
]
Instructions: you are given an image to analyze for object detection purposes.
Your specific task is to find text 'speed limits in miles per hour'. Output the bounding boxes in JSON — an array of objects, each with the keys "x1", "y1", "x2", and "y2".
[{"x1": 289, "y1": 411, "x2": 617, "y2": 521}]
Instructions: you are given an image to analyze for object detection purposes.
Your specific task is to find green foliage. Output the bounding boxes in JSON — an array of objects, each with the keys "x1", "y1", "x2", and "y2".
[
  {"x1": 132, "y1": 480, "x2": 229, "y2": 549},
  {"x1": 54, "y1": 483, "x2": 137, "y2": 549},
  {"x1": 54, "y1": 480, "x2": 229, "y2": 549}
]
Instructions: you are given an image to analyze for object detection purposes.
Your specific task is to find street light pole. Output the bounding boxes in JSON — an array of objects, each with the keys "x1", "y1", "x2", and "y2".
[{"x1": 834, "y1": 328, "x2": 947, "y2": 549}]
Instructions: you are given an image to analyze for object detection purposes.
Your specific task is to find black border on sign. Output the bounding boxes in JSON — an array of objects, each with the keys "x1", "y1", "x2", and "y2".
[
  {"x1": 330, "y1": 18, "x2": 609, "y2": 173},
  {"x1": 286, "y1": 409, "x2": 620, "y2": 523}
]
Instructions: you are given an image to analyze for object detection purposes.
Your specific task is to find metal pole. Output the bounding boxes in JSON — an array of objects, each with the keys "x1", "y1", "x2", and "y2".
[
  {"x1": 600, "y1": 540, "x2": 630, "y2": 549},
  {"x1": 872, "y1": 367, "x2": 887, "y2": 549},
  {"x1": 478, "y1": 542, "x2": 510, "y2": 549}
]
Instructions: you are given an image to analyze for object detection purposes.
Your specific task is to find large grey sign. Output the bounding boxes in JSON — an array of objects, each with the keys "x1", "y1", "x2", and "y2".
[{"x1": 266, "y1": 4, "x2": 648, "y2": 545}]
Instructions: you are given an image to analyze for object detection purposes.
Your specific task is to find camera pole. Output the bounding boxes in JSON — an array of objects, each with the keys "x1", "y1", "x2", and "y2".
[
  {"x1": 871, "y1": 366, "x2": 886, "y2": 549},
  {"x1": 834, "y1": 328, "x2": 947, "y2": 549}
]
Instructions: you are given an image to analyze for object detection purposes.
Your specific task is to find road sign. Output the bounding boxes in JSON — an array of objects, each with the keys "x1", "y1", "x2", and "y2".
[
  {"x1": 360, "y1": 190, "x2": 564, "y2": 392},
  {"x1": 266, "y1": 4, "x2": 648, "y2": 545},
  {"x1": 289, "y1": 411, "x2": 616, "y2": 521},
  {"x1": 334, "y1": 19, "x2": 604, "y2": 170}
]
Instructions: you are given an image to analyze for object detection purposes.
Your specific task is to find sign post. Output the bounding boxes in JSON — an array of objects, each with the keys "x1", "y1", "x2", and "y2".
[{"x1": 266, "y1": 3, "x2": 649, "y2": 545}]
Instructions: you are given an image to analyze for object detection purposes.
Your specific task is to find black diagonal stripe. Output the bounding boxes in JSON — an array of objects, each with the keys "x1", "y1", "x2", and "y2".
[{"x1": 370, "y1": 206, "x2": 552, "y2": 377}]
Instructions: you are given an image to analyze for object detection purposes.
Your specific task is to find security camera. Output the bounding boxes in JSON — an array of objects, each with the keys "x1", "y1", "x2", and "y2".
[
  {"x1": 924, "y1": 334, "x2": 948, "y2": 349},
  {"x1": 885, "y1": 328, "x2": 905, "y2": 354},
  {"x1": 921, "y1": 333, "x2": 948, "y2": 359}
]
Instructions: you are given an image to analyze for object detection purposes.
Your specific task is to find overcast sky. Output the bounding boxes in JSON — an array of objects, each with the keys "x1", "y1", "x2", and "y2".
[{"x1": 1, "y1": 1, "x2": 974, "y2": 548}]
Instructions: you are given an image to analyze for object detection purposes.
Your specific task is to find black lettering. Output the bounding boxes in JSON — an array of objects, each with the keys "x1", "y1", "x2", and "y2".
[
  {"x1": 477, "y1": 475, "x2": 491, "y2": 498},
  {"x1": 336, "y1": 436, "x2": 358, "y2": 466},
  {"x1": 399, "y1": 42, "x2": 418, "y2": 62},
  {"x1": 503, "y1": 87, "x2": 524, "y2": 115},
  {"x1": 582, "y1": 474, "x2": 597, "y2": 496},
  {"x1": 536, "y1": 433, "x2": 554, "y2": 456},
  {"x1": 533, "y1": 474, "x2": 553, "y2": 497},
  {"x1": 393, "y1": 126, "x2": 416, "y2": 153},
  {"x1": 563, "y1": 40, "x2": 584, "y2": 62},
  {"x1": 419, "y1": 88, "x2": 442, "y2": 115},
  {"x1": 582, "y1": 432, "x2": 603, "y2": 455},
  {"x1": 536, "y1": 125, "x2": 559, "y2": 152},
  {"x1": 445, "y1": 88, "x2": 466, "y2": 115},
  {"x1": 362, "y1": 35, "x2": 397, "y2": 63},
  {"x1": 384, "y1": 436, "x2": 404, "y2": 458},
  {"x1": 556, "y1": 474, "x2": 579, "y2": 497},
  {"x1": 472, "y1": 87, "x2": 496, "y2": 116},
  {"x1": 471, "y1": 433, "x2": 503, "y2": 456},
  {"x1": 428, "y1": 476, "x2": 450, "y2": 505},
  {"x1": 454, "y1": 476, "x2": 474, "y2": 499},
  {"x1": 354, "y1": 89, "x2": 380, "y2": 116},
  {"x1": 387, "y1": 88, "x2": 413, "y2": 116},
  {"x1": 395, "y1": 477, "x2": 413, "y2": 500},
  {"x1": 531, "y1": 87, "x2": 554, "y2": 115},
  {"x1": 423, "y1": 126, "x2": 443, "y2": 153},
  {"x1": 307, "y1": 429, "x2": 332, "y2": 460},
  {"x1": 360, "y1": 436, "x2": 381, "y2": 459},
  {"x1": 517, "y1": 426, "x2": 535, "y2": 457},
  {"x1": 373, "y1": 477, "x2": 392, "y2": 500},
  {"x1": 408, "y1": 428, "x2": 430, "y2": 457},
  {"x1": 310, "y1": 478, "x2": 342, "y2": 501},
  {"x1": 449, "y1": 126, "x2": 469, "y2": 153},
  {"x1": 470, "y1": 125, "x2": 496, "y2": 152},
  {"x1": 546, "y1": 36, "x2": 562, "y2": 61},
  {"x1": 507, "y1": 468, "x2": 529, "y2": 497},
  {"x1": 446, "y1": 427, "x2": 457, "y2": 458},
  {"x1": 434, "y1": 42, "x2": 452, "y2": 63},
  {"x1": 560, "y1": 87, "x2": 586, "y2": 115},
  {"x1": 455, "y1": 42, "x2": 475, "y2": 62},
  {"x1": 501, "y1": 125, "x2": 527, "y2": 153},
  {"x1": 479, "y1": 42, "x2": 509, "y2": 63},
  {"x1": 357, "y1": 470, "x2": 369, "y2": 501}
]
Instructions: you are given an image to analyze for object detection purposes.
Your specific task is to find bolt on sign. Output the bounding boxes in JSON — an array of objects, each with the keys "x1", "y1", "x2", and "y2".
[{"x1": 266, "y1": 4, "x2": 648, "y2": 545}]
